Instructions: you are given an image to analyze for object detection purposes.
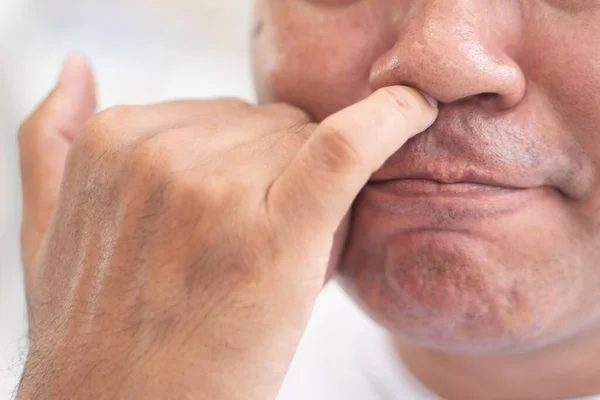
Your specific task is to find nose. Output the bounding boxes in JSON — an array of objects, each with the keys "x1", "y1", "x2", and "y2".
[{"x1": 369, "y1": 0, "x2": 526, "y2": 109}]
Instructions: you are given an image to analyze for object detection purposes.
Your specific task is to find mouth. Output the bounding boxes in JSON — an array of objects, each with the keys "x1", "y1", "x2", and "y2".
[
  {"x1": 366, "y1": 164, "x2": 541, "y2": 202},
  {"x1": 368, "y1": 164, "x2": 542, "y2": 190},
  {"x1": 361, "y1": 176, "x2": 557, "y2": 226},
  {"x1": 367, "y1": 178, "x2": 525, "y2": 197}
]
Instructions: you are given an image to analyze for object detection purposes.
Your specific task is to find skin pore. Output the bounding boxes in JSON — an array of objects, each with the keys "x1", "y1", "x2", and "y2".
[{"x1": 253, "y1": 0, "x2": 600, "y2": 399}]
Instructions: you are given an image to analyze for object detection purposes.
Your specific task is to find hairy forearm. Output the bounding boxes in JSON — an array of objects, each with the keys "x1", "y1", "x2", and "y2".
[
  {"x1": 17, "y1": 345, "x2": 205, "y2": 400},
  {"x1": 17, "y1": 357, "x2": 203, "y2": 400},
  {"x1": 16, "y1": 341, "x2": 283, "y2": 400}
]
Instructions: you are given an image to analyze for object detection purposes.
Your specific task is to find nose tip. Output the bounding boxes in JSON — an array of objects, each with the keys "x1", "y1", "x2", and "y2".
[{"x1": 369, "y1": 6, "x2": 526, "y2": 109}]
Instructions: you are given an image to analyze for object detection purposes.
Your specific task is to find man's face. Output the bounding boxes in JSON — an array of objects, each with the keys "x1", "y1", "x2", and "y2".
[{"x1": 252, "y1": 0, "x2": 600, "y2": 353}]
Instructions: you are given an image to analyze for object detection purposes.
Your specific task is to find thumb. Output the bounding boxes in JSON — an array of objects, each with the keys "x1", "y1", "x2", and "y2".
[
  {"x1": 19, "y1": 54, "x2": 97, "y2": 277},
  {"x1": 269, "y1": 87, "x2": 438, "y2": 257}
]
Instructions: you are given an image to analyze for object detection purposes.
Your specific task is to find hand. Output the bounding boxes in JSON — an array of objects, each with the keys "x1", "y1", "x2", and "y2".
[{"x1": 17, "y1": 55, "x2": 438, "y2": 400}]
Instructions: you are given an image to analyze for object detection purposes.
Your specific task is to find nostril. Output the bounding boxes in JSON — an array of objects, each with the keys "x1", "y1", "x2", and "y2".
[
  {"x1": 447, "y1": 92, "x2": 500, "y2": 108},
  {"x1": 478, "y1": 92, "x2": 511, "y2": 110}
]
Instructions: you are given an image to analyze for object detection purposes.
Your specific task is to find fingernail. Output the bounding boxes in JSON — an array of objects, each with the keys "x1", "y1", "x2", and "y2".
[{"x1": 422, "y1": 93, "x2": 438, "y2": 108}]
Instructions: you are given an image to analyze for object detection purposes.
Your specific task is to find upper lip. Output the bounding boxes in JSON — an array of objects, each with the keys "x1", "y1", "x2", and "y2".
[
  {"x1": 365, "y1": 104, "x2": 591, "y2": 201},
  {"x1": 366, "y1": 115, "x2": 546, "y2": 191}
]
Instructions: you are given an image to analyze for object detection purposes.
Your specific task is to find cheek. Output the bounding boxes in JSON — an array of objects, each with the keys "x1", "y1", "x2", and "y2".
[
  {"x1": 524, "y1": 10, "x2": 600, "y2": 175},
  {"x1": 252, "y1": 1, "x2": 394, "y2": 120},
  {"x1": 524, "y1": 11, "x2": 600, "y2": 250}
]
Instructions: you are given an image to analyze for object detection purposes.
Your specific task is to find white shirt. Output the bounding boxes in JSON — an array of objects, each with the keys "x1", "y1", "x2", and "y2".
[{"x1": 278, "y1": 283, "x2": 600, "y2": 400}]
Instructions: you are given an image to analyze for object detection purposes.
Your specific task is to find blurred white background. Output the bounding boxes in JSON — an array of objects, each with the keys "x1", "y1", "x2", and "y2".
[{"x1": 0, "y1": 0, "x2": 254, "y2": 397}]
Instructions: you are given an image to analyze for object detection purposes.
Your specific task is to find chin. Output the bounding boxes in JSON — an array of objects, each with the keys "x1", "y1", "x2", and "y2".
[{"x1": 336, "y1": 192, "x2": 600, "y2": 355}]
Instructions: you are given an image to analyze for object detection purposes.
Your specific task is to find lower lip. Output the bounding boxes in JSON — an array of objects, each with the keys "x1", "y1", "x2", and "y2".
[{"x1": 361, "y1": 180, "x2": 552, "y2": 221}]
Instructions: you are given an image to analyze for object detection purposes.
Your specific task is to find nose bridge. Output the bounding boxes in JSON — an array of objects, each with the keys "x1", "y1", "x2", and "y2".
[
  {"x1": 370, "y1": 0, "x2": 525, "y2": 107},
  {"x1": 408, "y1": 0, "x2": 483, "y2": 50}
]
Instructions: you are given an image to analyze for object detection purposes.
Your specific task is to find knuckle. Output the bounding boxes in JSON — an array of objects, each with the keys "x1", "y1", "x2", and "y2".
[
  {"x1": 75, "y1": 124, "x2": 110, "y2": 161},
  {"x1": 129, "y1": 134, "x2": 175, "y2": 183},
  {"x1": 126, "y1": 130, "x2": 251, "y2": 208},
  {"x1": 76, "y1": 105, "x2": 136, "y2": 156},
  {"x1": 91, "y1": 105, "x2": 137, "y2": 129},
  {"x1": 127, "y1": 131, "x2": 204, "y2": 201},
  {"x1": 376, "y1": 87, "x2": 415, "y2": 119},
  {"x1": 312, "y1": 120, "x2": 364, "y2": 174},
  {"x1": 63, "y1": 108, "x2": 132, "y2": 183},
  {"x1": 204, "y1": 173, "x2": 247, "y2": 203},
  {"x1": 167, "y1": 177, "x2": 216, "y2": 226},
  {"x1": 180, "y1": 173, "x2": 243, "y2": 215}
]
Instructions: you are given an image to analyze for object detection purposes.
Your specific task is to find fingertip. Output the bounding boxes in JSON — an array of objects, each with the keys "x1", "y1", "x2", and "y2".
[
  {"x1": 378, "y1": 86, "x2": 439, "y2": 135},
  {"x1": 58, "y1": 53, "x2": 94, "y2": 85},
  {"x1": 421, "y1": 92, "x2": 439, "y2": 108},
  {"x1": 57, "y1": 52, "x2": 97, "y2": 112},
  {"x1": 50, "y1": 53, "x2": 98, "y2": 139}
]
